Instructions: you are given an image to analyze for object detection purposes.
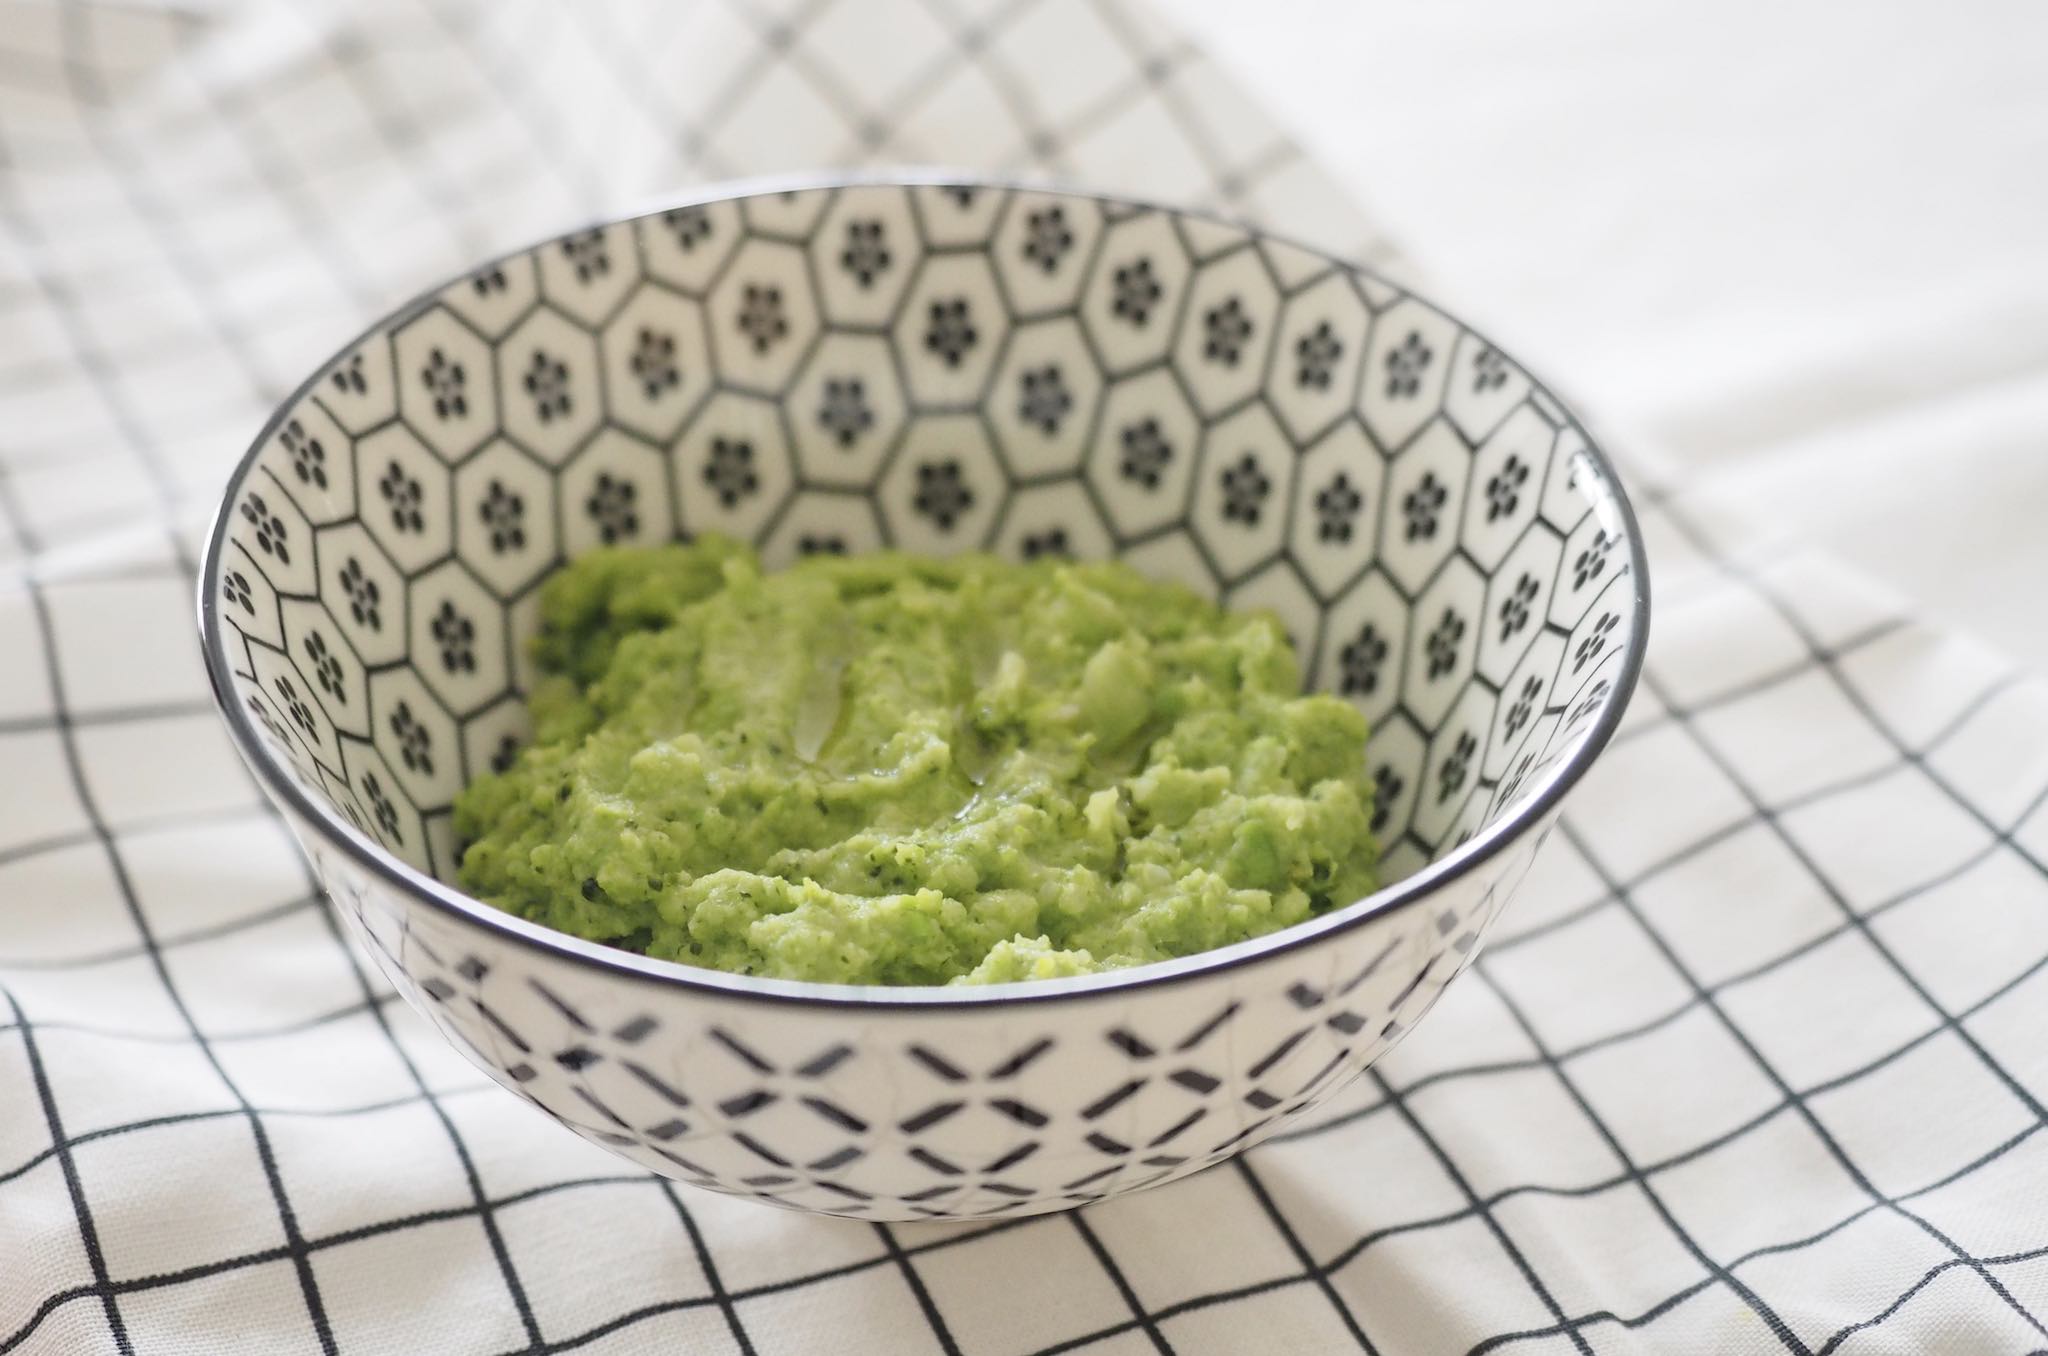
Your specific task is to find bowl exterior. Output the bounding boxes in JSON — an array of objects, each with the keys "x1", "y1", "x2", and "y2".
[
  {"x1": 276, "y1": 794, "x2": 1550, "y2": 1221},
  {"x1": 203, "y1": 176, "x2": 1646, "y2": 1219}
]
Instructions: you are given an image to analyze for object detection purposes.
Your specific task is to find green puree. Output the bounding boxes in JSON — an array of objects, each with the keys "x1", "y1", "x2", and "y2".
[{"x1": 454, "y1": 538, "x2": 1378, "y2": 986}]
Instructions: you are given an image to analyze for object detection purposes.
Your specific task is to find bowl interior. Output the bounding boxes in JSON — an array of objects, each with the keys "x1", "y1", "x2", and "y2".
[{"x1": 206, "y1": 179, "x2": 1641, "y2": 918}]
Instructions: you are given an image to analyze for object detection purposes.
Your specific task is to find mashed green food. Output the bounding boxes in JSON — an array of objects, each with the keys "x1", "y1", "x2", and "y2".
[{"x1": 454, "y1": 538, "x2": 1377, "y2": 985}]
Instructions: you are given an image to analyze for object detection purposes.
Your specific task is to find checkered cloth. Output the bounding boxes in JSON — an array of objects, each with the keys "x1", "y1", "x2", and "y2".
[{"x1": 5, "y1": 2, "x2": 2048, "y2": 1352}]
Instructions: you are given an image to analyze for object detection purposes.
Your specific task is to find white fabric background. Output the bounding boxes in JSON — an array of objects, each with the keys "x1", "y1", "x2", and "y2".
[
  {"x1": 1178, "y1": 0, "x2": 2048, "y2": 672},
  {"x1": 5, "y1": 2, "x2": 2048, "y2": 1354}
]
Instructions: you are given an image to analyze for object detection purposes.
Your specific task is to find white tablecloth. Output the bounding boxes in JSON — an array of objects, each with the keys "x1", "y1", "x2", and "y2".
[
  {"x1": 1178, "y1": 0, "x2": 2048, "y2": 673},
  {"x1": 5, "y1": 2, "x2": 2048, "y2": 1353}
]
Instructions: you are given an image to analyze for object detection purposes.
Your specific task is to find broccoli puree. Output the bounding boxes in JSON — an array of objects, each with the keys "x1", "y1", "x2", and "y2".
[{"x1": 453, "y1": 538, "x2": 1378, "y2": 986}]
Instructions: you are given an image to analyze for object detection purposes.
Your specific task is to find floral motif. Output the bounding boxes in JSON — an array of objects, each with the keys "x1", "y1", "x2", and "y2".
[
  {"x1": 1438, "y1": 730, "x2": 1477, "y2": 803},
  {"x1": 420, "y1": 347, "x2": 467, "y2": 420},
  {"x1": 664, "y1": 206, "x2": 712, "y2": 251},
  {"x1": 924, "y1": 297, "x2": 977, "y2": 367},
  {"x1": 798, "y1": 533, "x2": 847, "y2": 557},
  {"x1": 1472, "y1": 346, "x2": 1509, "y2": 392},
  {"x1": 586, "y1": 473, "x2": 639, "y2": 544},
  {"x1": 479, "y1": 480, "x2": 525, "y2": 553},
  {"x1": 361, "y1": 771, "x2": 400, "y2": 842},
  {"x1": 1370, "y1": 763, "x2": 1403, "y2": 834},
  {"x1": 1385, "y1": 330, "x2": 1433, "y2": 398},
  {"x1": 222, "y1": 570, "x2": 255, "y2": 615},
  {"x1": 913, "y1": 460, "x2": 974, "y2": 531},
  {"x1": 1203, "y1": 297, "x2": 1253, "y2": 366},
  {"x1": 1021, "y1": 206, "x2": 1074, "y2": 273},
  {"x1": 273, "y1": 676, "x2": 317, "y2": 738},
  {"x1": 1119, "y1": 419, "x2": 1173, "y2": 489},
  {"x1": 1295, "y1": 321, "x2": 1343, "y2": 391},
  {"x1": 1018, "y1": 365, "x2": 1072, "y2": 435},
  {"x1": 431, "y1": 600, "x2": 475, "y2": 674},
  {"x1": 523, "y1": 350, "x2": 572, "y2": 422},
  {"x1": 629, "y1": 328, "x2": 679, "y2": 400},
  {"x1": 1315, "y1": 473, "x2": 1364, "y2": 544},
  {"x1": 490, "y1": 733, "x2": 523, "y2": 775},
  {"x1": 561, "y1": 231, "x2": 609, "y2": 283},
  {"x1": 1485, "y1": 455, "x2": 1529, "y2": 522},
  {"x1": 1424, "y1": 607, "x2": 1466, "y2": 680},
  {"x1": 1339, "y1": 624, "x2": 1386, "y2": 697},
  {"x1": 1574, "y1": 612, "x2": 1618, "y2": 672},
  {"x1": 330, "y1": 352, "x2": 368, "y2": 397},
  {"x1": 304, "y1": 632, "x2": 345, "y2": 704},
  {"x1": 247, "y1": 692, "x2": 291, "y2": 746},
  {"x1": 1500, "y1": 749, "x2": 1537, "y2": 805},
  {"x1": 840, "y1": 219, "x2": 891, "y2": 286},
  {"x1": 1571, "y1": 677, "x2": 1612, "y2": 727},
  {"x1": 279, "y1": 418, "x2": 327, "y2": 489},
  {"x1": 1402, "y1": 472, "x2": 1447, "y2": 541},
  {"x1": 389, "y1": 701, "x2": 435, "y2": 776},
  {"x1": 1498, "y1": 572, "x2": 1538, "y2": 642},
  {"x1": 240, "y1": 492, "x2": 289, "y2": 563},
  {"x1": 736, "y1": 284, "x2": 788, "y2": 355},
  {"x1": 1112, "y1": 258, "x2": 1162, "y2": 326},
  {"x1": 471, "y1": 265, "x2": 508, "y2": 296},
  {"x1": 337, "y1": 557, "x2": 382, "y2": 630},
  {"x1": 1573, "y1": 528, "x2": 1615, "y2": 590},
  {"x1": 379, "y1": 460, "x2": 424, "y2": 534},
  {"x1": 811, "y1": 379, "x2": 869, "y2": 448},
  {"x1": 1219, "y1": 454, "x2": 1270, "y2": 526},
  {"x1": 1504, "y1": 674, "x2": 1543, "y2": 738},
  {"x1": 1021, "y1": 528, "x2": 1070, "y2": 560},
  {"x1": 703, "y1": 437, "x2": 759, "y2": 507}
]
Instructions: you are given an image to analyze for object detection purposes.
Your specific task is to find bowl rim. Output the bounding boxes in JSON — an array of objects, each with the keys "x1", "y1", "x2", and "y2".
[{"x1": 197, "y1": 168, "x2": 1651, "y2": 1010}]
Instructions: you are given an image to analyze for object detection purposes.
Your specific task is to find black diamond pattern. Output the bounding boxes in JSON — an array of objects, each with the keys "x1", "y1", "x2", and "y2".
[{"x1": 212, "y1": 181, "x2": 1640, "y2": 1231}]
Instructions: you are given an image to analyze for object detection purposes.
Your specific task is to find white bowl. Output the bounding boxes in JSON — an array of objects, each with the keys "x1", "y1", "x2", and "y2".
[{"x1": 199, "y1": 175, "x2": 1648, "y2": 1220}]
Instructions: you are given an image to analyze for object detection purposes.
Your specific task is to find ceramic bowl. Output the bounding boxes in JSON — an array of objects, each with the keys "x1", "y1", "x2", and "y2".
[{"x1": 198, "y1": 175, "x2": 1647, "y2": 1221}]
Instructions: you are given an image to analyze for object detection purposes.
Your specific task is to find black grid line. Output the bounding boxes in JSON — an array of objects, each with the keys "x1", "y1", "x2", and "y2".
[
  {"x1": 55, "y1": 6, "x2": 286, "y2": 419},
  {"x1": 3, "y1": 1170, "x2": 1059, "y2": 1356},
  {"x1": 1647, "y1": 664, "x2": 2048, "y2": 1115},
  {"x1": 169, "y1": 22, "x2": 383, "y2": 318},
  {"x1": 9, "y1": 18, "x2": 554, "y2": 1348},
  {"x1": 1067, "y1": 1210, "x2": 1176, "y2": 1355},
  {"x1": 876, "y1": 1222, "x2": 965, "y2": 1356},
  {"x1": 0, "y1": 891, "x2": 320, "y2": 974},
  {"x1": 4, "y1": 987, "x2": 130, "y2": 1354},
  {"x1": 414, "y1": 0, "x2": 600, "y2": 208},
  {"x1": 1233, "y1": 1156, "x2": 1379, "y2": 1353},
  {"x1": 0, "y1": 804, "x2": 285, "y2": 874},
  {"x1": 1603, "y1": 613, "x2": 1910, "y2": 748},
  {"x1": 1016, "y1": 1100, "x2": 2048, "y2": 1356},
  {"x1": 1561, "y1": 818, "x2": 2048, "y2": 1345},
  {"x1": 310, "y1": 12, "x2": 494, "y2": 263},
  {"x1": 0, "y1": 127, "x2": 199, "y2": 548},
  {"x1": 283, "y1": 518, "x2": 550, "y2": 1356},
  {"x1": 657, "y1": 1180, "x2": 758, "y2": 1356},
  {"x1": 0, "y1": 992, "x2": 413, "y2": 1049},
  {"x1": 1471, "y1": 967, "x2": 1808, "y2": 1352},
  {"x1": 13, "y1": 551, "x2": 339, "y2": 1352},
  {"x1": 0, "y1": 1084, "x2": 505, "y2": 1198},
  {"x1": 566, "y1": 3, "x2": 740, "y2": 180},
  {"x1": 5, "y1": 3, "x2": 2047, "y2": 1353},
  {"x1": 1368, "y1": 1068, "x2": 1594, "y2": 1355}
]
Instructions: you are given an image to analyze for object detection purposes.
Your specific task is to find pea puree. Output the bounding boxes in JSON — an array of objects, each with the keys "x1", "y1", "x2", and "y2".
[{"x1": 453, "y1": 538, "x2": 1378, "y2": 985}]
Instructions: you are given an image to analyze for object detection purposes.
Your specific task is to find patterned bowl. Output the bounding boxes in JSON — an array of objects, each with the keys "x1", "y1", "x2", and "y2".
[{"x1": 198, "y1": 175, "x2": 1647, "y2": 1221}]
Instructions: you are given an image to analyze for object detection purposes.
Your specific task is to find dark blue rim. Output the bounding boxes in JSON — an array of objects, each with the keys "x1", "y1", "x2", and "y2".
[{"x1": 196, "y1": 170, "x2": 1651, "y2": 1010}]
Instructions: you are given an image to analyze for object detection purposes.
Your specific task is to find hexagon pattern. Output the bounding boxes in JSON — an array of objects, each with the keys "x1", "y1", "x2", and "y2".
[
  {"x1": 219, "y1": 184, "x2": 1637, "y2": 878},
  {"x1": 214, "y1": 188, "x2": 1639, "y2": 1223}
]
